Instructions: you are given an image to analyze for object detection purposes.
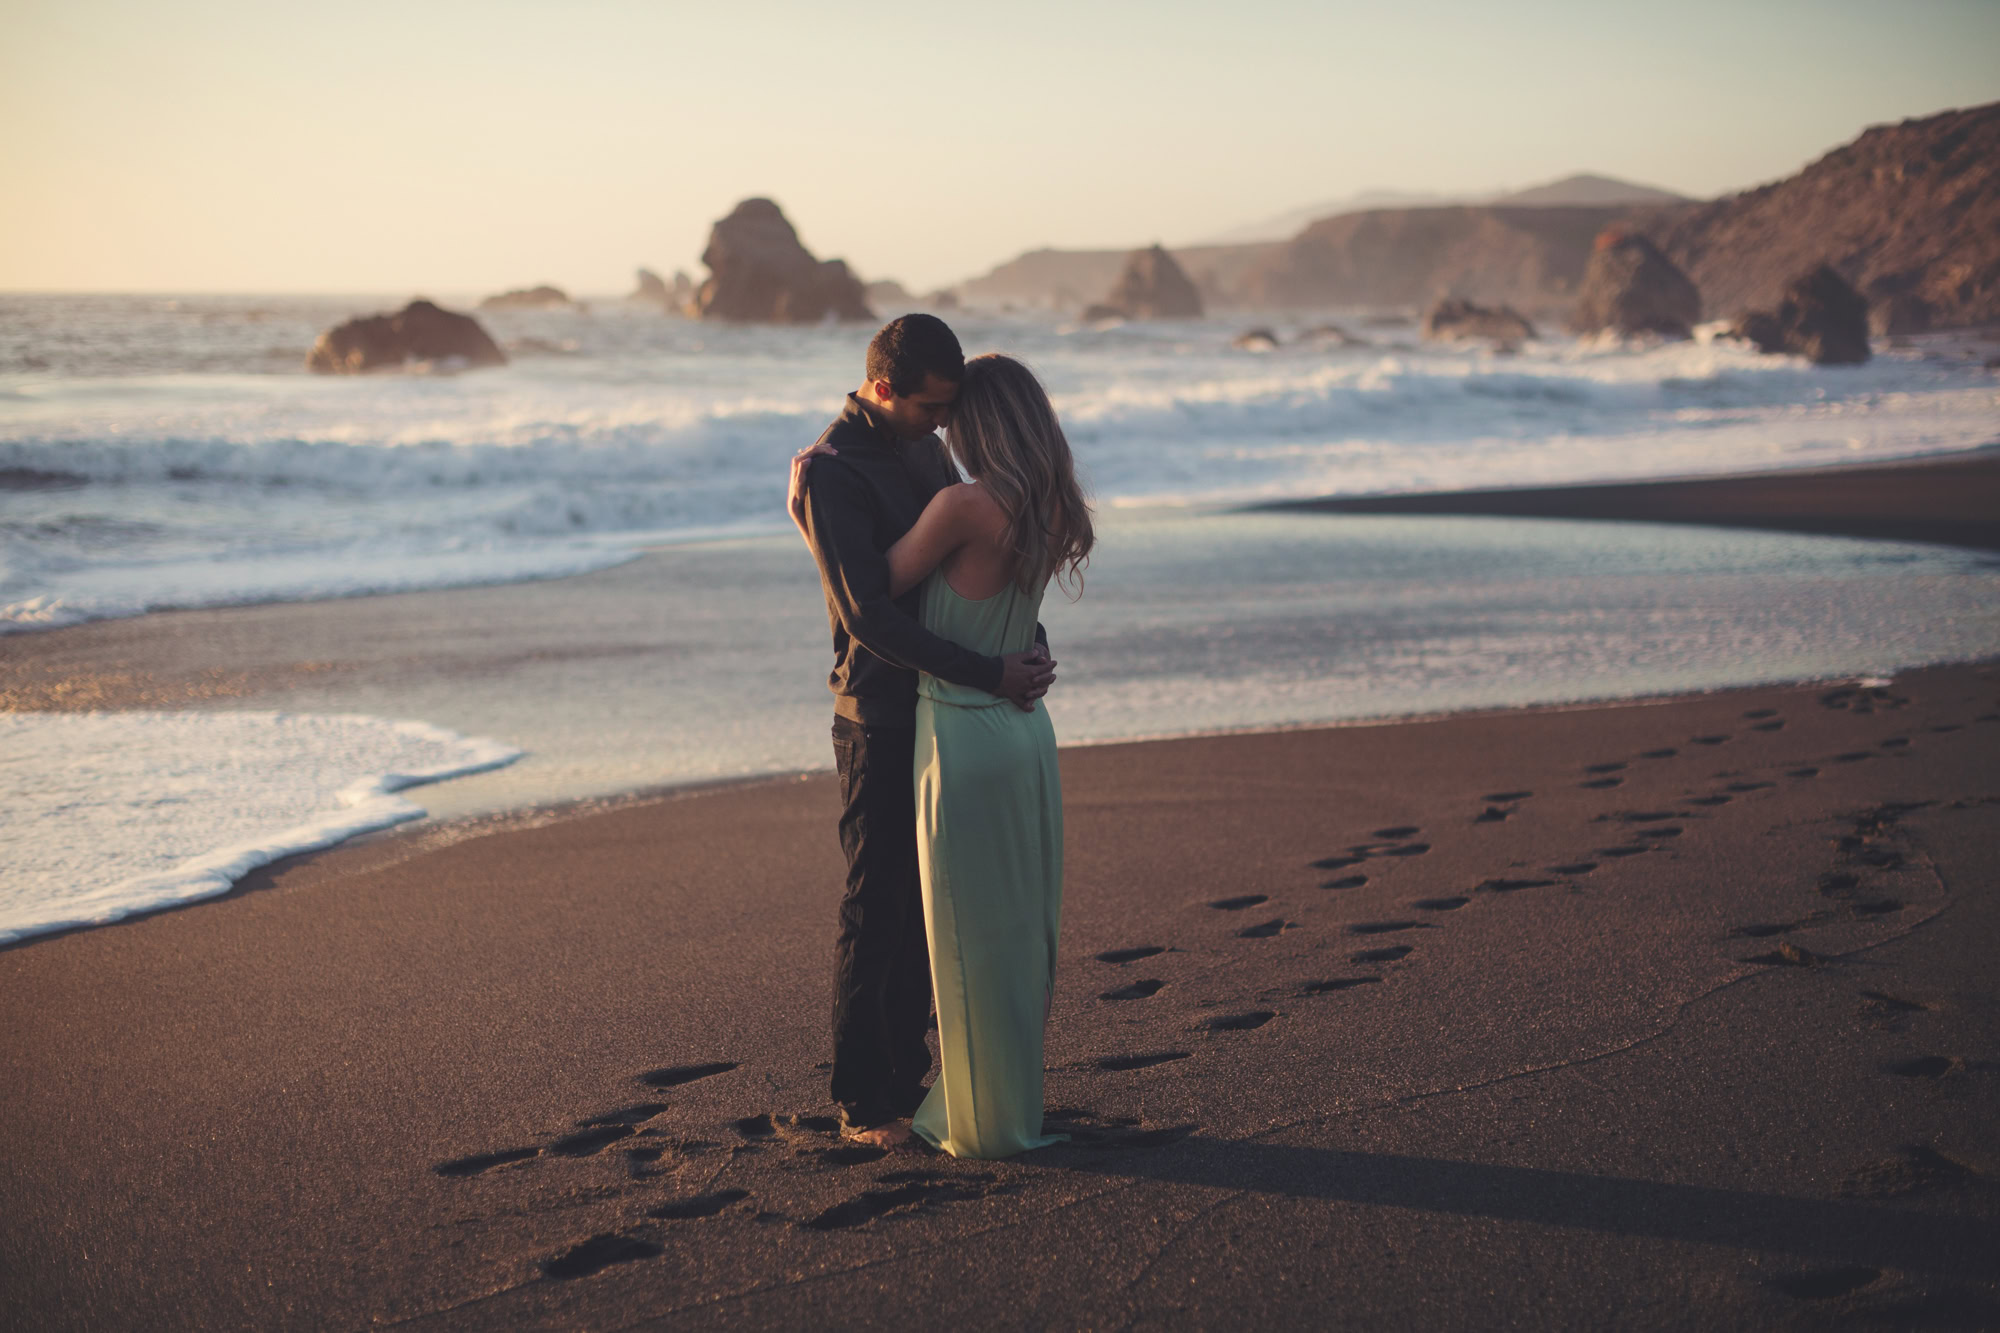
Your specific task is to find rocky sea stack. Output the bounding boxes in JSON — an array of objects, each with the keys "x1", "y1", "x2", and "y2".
[
  {"x1": 692, "y1": 198, "x2": 872, "y2": 324},
  {"x1": 630, "y1": 268, "x2": 694, "y2": 312},
  {"x1": 1086, "y1": 244, "x2": 1204, "y2": 320},
  {"x1": 1570, "y1": 229, "x2": 1700, "y2": 339},
  {"x1": 478, "y1": 285, "x2": 576, "y2": 311},
  {"x1": 306, "y1": 300, "x2": 506, "y2": 374},
  {"x1": 1422, "y1": 298, "x2": 1537, "y2": 350},
  {"x1": 1730, "y1": 264, "x2": 1872, "y2": 365}
]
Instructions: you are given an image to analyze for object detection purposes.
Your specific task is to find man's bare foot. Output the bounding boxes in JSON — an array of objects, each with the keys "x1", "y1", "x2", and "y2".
[{"x1": 845, "y1": 1120, "x2": 917, "y2": 1150}]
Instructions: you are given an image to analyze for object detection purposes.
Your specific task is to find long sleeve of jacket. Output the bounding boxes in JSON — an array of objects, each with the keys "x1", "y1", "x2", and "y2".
[{"x1": 803, "y1": 462, "x2": 1005, "y2": 693}]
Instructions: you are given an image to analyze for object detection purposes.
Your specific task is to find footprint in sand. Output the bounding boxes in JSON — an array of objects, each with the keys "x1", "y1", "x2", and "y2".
[
  {"x1": 1412, "y1": 896, "x2": 1470, "y2": 911},
  {"x1": 1887, "y1": 1055, "x2": 1962, "y2": 1079},
  {"x1": 1311, "y1": 855, "x2": 1367, "y2": 871},
  {"x1": 1097, "y1": 946, "x2": 1166, "y2": 964},
  {"x1": 1207, "y1": 894, "x2": 1268, "y2": 911},
  {"x1": 1320, "y1": 874, "x2": 1368, "y2": 890},
  {"x1": 1615, "y1": 810, "x2": 1679, "y2": 823},
  {"x1": 1478, "y1": 876, "x2": 1557, "y2": 892},
  {"x1": 1929, "y1": 722, "x2": 1963, "y2": 733},
  {"x1": 1742, "y1": 708, "x2": 1779, "y2": 720},
  {"x1": 1347, "y1": 920, "x2": 1424, "y2": 935},
  {"x1": 1640, "y1": 747, "x2": 1679, "y2": 759},
  {"x1": 1750, "y1": 720, "x2": 1786, "y2": 732},
  {"x1": 1835, "y1": 751, "x2": 1875, "y2": 763},
  {"x1": 1301, "y1": 977, "x2": 1382, "y2": 994},
  {"x1": 1547, "y1": 863, "x2": 1598, "y2": 875},
  {"x1": 1100, "y1": 979, "x2": 1165, "y2": 1001},
  {"x1": 1203, "y1": 1010, "x2": 1276, "y2": 1032},
  {"x1": 1725, "y1": 781, "x2": 1775, "y2": 792},
  {"x1": 1351, "y1": 945, "x2": 1412, "y2": 964},
  {"x1": 575, "y1": 1103, "x2": 669, "y2": 1128},
  {"x1": 1370, "y1": 825, "x2": 1421, "y2": 839},
  {"x1": 549, "y1": 1124, "x2": 638, "y2": 1157},
  {"x1": 1378, "y1": 842, "x2": 1431, "y2": 858},
  {"x1": 638, "y1": 1061, "x2": 740, "y2": 1090},
  {"x1": 434, "y1": 1146, "x2": 541, "y2": 1178},
  {"x1": 1580, "y1": 778, "x2": 1623, "y2": 790},
  {"x1": 1637, "y1": 826, "x2": 1683, "y2": 839},
  {"x1": 1474, "y1": 806, "x2": 1511, "y2": 823},
  {"x1": 730, "y1": 1114, "x2": 779, "y2": 1139},
  {"x1": 1482, "y1": 790, "x2": 1534, "y2": 802},
  {"x1": 542, "y1": 1232, "x2": 664, "y2": 1280},
  {"x1": 1584, "y1": 762, "x2": 1628, "y2": 774},
  {"x1": 1787, "y1": 767, "x2": 1820, "y2": 779},
  {"x1": 1880, "y1": 737, "x2": 1910, "y2": 749},
  {"x1": 1094, "y1": 1051, "x2": 1193, "y2": 1072},
  {"x1": 1688, "y1": 794, "x2": 1732, "y2": 806},
  {"x1": 1690, "y1": 734, "x2": 1730, "y2": 746},
  {"x1": 1596, "y1": 845, "x2": 1649, "y2": 858},
  {"x1": 1237, "y1": 919, "x2": 1294, "y2": 939}
]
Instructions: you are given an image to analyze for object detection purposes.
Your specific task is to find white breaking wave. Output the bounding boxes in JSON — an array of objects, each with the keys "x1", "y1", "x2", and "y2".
[
  {"x1": 3, "y1": 303, "x2": 1996, "y2": 634},
  {"x1": 0, "y1": 712, "x2": 522, "y2": 945}
]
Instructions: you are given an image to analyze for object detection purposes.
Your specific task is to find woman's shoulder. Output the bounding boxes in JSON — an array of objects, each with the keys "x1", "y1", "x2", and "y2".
[{"x1": 937, "y1": 481, "x2": 1008, "y2": 532}]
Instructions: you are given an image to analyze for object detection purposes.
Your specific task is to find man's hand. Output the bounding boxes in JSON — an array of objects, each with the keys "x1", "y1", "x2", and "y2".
[{"x1": 997, "y1": 646, "x2": 1057, "y2": 712}]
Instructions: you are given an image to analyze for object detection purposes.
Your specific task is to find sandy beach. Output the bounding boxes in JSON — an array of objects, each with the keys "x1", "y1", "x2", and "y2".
[{"x1": 5, "y1": 458, "x2": 1999, "y2": 1330}]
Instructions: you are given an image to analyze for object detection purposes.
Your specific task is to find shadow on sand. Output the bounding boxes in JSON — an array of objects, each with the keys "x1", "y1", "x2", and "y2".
[{"x1": 1042, "y1": 1135, "x2": 1996, "y2": 1279}]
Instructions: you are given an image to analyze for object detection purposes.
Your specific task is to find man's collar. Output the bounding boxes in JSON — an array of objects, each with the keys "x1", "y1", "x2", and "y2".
[{"x1": 843, "y1": 392, "x2": 899, "y2": 445}]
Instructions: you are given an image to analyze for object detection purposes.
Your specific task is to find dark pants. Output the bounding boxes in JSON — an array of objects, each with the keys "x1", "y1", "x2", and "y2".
[{"x1": 829, "y1": 716, "x2": 934, "y2": 1128}]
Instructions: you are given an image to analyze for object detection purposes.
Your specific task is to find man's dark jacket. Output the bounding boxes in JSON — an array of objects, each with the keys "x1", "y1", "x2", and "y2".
[{"x1": 799, "y1": 394, "x2": 1010, "y2": 726}]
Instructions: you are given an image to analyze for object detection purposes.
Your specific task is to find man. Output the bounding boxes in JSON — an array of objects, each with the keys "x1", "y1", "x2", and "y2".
[{"x1": 793, "y1": 313, "x2": 1055, "y2": 1148}]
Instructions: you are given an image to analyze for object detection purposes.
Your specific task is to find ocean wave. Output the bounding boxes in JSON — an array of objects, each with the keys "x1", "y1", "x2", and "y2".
[
  {"x1": 3, "y1": 323, "x2": 1995, "y2": 634},
  {"x1": 0, "y1": 712, "x2": 522, "y2": 944}
]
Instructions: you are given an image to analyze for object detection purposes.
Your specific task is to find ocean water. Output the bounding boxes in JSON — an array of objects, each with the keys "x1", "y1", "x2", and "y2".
[
  {"x1": 4, "y1": 293, "x2": 1997, "y2": 633},
  {"x1": 4, "y1": 293, "x2": 1999, "y2": 941},
  {"x1": 0, "y1": 711, "x2": 519, "y2": 945}
]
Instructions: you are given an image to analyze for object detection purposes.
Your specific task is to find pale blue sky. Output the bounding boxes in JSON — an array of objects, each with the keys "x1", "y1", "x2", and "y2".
[{"x1": 3, "y1": 0, "x2": 1995, "y2": 293}]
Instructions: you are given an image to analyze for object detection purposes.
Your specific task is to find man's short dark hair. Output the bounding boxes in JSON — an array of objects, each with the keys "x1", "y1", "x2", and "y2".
[{"x1": 865, "y1": 314, "x2": 964, "y2": 397}]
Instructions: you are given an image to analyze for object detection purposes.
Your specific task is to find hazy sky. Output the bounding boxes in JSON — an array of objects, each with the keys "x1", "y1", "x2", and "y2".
[{"x1": 4, "y1": 0, "x2": 1996, "y2": 295}]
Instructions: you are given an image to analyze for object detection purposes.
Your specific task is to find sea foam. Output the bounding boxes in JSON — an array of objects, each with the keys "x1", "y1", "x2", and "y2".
[
  {"x1": 4, "y1": 299, "x2": 1997, "y2": 635},
  {"x1": 0, "y1": 711, "x2": 521, "y2": 944}
]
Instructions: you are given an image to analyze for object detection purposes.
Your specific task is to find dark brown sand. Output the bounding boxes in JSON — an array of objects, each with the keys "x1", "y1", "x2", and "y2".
[
  {"x1": 1262, "y1": 450, "x2": 2000, "y2": 551},
  {"x1": 5, "y1": 455, "x2": 2000, "y2": 1329},
  {"x1": 5, "y1": 665, "x2": 1998, "y2": 1329}
]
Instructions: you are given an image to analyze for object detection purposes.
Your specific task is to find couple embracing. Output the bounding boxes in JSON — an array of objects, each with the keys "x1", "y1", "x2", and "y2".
[{"x1": 786, "y1": 314, "x2": 1093, "y2": 1158}]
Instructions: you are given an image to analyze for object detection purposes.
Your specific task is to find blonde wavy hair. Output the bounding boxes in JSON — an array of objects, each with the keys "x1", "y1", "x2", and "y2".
[{"x1": 944, "y1": 354, "x2": 1094, "y2": 596}]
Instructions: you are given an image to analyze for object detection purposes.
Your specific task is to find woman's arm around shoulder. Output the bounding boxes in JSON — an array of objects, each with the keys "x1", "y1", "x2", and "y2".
[{"x1": 886, "y1": 482, "x2": 1007, "y2": 598}]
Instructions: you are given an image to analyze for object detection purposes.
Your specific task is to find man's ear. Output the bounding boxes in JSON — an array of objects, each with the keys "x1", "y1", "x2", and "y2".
[{"x1": 869, "y1": 378, "x2": 896, "y2": 402}]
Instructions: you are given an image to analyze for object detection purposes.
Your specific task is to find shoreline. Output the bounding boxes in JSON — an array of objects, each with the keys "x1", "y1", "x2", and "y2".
[
  {"x1": 10, "y1": 657, "x2": 1994, "y2": 958},
  {"x1": 7, "y1": 660, "x2": 1996, "y2": 1326},
  {"x1": 8, "y1": 447, "x2": 2000, "y2": 953},
  {"x1": 1254, "y1": 446, "x2": 2000, "y2": 551}
]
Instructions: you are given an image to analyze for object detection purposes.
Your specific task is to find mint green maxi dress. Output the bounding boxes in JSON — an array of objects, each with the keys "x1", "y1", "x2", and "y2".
[{"x1": 909, "y1": 570, "x2": 1066, "y2": 1159}]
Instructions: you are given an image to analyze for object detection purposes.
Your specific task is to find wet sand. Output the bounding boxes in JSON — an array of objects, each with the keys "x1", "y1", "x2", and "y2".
[
  {"x1": 4, "y1": 665, "x2": 1998, "y2": 1329},
  {"x1": 1261, "y1": 449, "x2": 2000, "y2": 551},
  {"x1": 5, "y1": 454, "x2": 2000, "y2": 1328}
]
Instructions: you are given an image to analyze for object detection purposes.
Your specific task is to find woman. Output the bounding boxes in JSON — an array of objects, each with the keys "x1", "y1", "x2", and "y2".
[{"x1": 791, "y1": 354, "x2": 1093, "y2": 1158}]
